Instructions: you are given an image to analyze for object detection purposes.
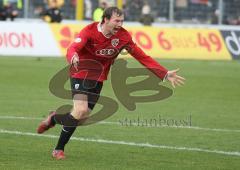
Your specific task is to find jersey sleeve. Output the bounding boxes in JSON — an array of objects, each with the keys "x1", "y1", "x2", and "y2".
[
  {"x1": 66, "y1": 26, "x2": 90, "y2": 63},
  {"x1": 126, "y1": 35, "x2": 168, "y2": 80}
]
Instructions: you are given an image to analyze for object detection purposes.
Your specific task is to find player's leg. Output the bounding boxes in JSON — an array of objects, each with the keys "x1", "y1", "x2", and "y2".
[
  {"x1": 37, "y1": 79, "x2": 88, "y2": 133},
  {"x1": 53, "y1": 93, "x2": 89, "y2": 154},
  {"x1": 37, "y1": 111, "x2": 57, "y2": 134},
  {"x1": 52, "y1": 79, "x2": 102, "y2": 159},
  {"x1": 71, "y1": 93, "x2": 89, "y2": 120}
]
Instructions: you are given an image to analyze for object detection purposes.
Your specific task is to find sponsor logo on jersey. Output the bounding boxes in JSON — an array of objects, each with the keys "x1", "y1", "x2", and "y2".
[
  {"x1": 96, "y1": 48, "x2": 116, "y2": 56},
  {"x1": 111, "y1": 39, "x2": 119, "y2": 47}
]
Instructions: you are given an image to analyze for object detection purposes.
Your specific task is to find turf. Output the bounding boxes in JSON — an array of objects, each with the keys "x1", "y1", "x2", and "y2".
[{"x1": 0, "y1": 56, "x2": 240, "y2": 170}]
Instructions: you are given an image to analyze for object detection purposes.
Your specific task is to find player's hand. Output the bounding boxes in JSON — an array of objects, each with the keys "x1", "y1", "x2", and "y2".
[
  {"x1": 166, "y1": 68, "x2": 185, "y2": 88},
  {"x1": 71, "y1": 53, "x2": 79, "y2": 71}
]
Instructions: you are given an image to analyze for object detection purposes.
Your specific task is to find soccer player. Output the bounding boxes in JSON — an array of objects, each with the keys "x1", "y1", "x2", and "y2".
[{"x1": 37, "y1": 7, "x2": 185, "y2": 160}]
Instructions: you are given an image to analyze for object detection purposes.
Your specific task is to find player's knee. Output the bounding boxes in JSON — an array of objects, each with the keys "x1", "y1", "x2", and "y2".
[
  {"x1": 79, "y1": 106, "x2": 89, "y2": 114},
  {"x1": 73, "y1": 106, "x2": 89, "y2": 119}
]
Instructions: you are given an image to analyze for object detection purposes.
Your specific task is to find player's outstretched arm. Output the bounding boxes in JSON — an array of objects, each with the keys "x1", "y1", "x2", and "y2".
[
  {"x1": 126, "y1": 35, "x2": 185, "y2": 87},
  {"x1": 166, "y1": 68, "x2": 185, "y2": 88}
]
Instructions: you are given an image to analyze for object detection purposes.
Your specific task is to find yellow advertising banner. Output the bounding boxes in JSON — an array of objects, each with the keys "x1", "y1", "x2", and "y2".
[
  {"x1": 49, "y1": 23, "x2": 232, "y2": 60},
  {"x1": 49, "y1": 23, "x2": 85, "y2": 56}
]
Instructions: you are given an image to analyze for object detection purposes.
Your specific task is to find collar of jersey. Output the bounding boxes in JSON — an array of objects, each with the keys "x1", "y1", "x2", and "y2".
[{"x1": 97, "y1": 22, "x2": 111, "y2": 39}]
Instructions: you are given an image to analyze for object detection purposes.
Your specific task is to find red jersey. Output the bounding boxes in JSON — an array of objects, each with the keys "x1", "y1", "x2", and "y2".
[{"x1": 66, "y1": 22, "x2": 168, "y2": 82}]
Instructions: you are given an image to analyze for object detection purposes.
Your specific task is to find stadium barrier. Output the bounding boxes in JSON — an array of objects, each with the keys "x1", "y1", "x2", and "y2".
[{"x1": 0, "y1": 22, "x2": 239, "y2": 60}]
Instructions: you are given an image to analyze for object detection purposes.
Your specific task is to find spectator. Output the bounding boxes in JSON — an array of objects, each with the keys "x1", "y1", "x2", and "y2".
[
  {"x1": 226, "y1": 15, "x2": 240, "y2": 25},
  {"x1": 211, "y1": 9, "x2": 219, "y2": 24},
  {"x1": 139, "y1": 0, "x2": 154, "y2": 25},
  {"x1": 175, "y1": 0, "x2": 188, "y2": 21},
  {"x1": 122, "y1": 4, "x2": 130, "y2": 21},
  {"x1": 93, "y1": 1, "x2": 107, "y2": 22},
  {"x1": 84, "y1": 0, "x2": 92, "y2": 20},
  {"x1": 41, "y1": 0, "x2": 63, "y2": 23},
  {"x1": 0, "y1": 0, "x2": 22, "y2": 21},
  {"x1": 126, "y1": 0, "x2": 142, "y2": 21},
  {"x1": 0, "y1": 1, "x2": 4, "y2": 20},
  {"x1": 46, "y1": 0, "x2": 64, "y2": 8}
]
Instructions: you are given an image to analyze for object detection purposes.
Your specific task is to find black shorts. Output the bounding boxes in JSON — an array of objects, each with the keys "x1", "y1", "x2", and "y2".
[{"x1": 70, "y1": 78, "x2": 103, "y2": 110}]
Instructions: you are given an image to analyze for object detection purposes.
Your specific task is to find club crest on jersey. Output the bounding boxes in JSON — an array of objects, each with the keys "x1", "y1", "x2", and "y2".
[
  {"x1": 111, "y1": 39, "x2": 119, "y2": 47},
  {"x1": 74, "y1": 38, "x2": 81, "y2": 43}
]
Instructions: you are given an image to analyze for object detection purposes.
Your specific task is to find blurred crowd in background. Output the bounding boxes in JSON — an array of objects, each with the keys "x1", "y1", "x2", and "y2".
[{"x1": 0, "y1": 0, "x2": 240, "y2": 25}]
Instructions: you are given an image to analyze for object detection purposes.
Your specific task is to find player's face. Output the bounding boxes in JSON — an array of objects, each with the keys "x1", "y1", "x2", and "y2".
[{"x1": 106, "y1": 13, "x2": 124, "y2": 35}]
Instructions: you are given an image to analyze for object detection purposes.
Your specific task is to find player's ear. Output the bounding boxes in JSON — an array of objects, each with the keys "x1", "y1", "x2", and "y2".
[
  {"x1": 104, "y1": 18, "x2": 109, "y2": 23},
  {"x1": 106, "y1": 16, "x2": 112, "y2": 23}
]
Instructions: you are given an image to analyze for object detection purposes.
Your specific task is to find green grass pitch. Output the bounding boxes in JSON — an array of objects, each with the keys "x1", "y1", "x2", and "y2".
[{"x1": 0, "y1": 56, "x2": 240, "y2": 170}]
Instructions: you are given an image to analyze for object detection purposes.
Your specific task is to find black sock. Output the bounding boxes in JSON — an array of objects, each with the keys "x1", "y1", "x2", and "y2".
[
  {"x1": 55, "y1": 126, "x2": 76, "y2": 151},
  {"x1": 54, "y1": 113, "x2": 79, "y2": 126},
  {"x1": 50, "y1": 115, "x2": 56, "y2": 126}
]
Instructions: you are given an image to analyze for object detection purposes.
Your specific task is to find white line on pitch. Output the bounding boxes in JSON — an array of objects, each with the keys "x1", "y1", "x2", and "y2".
[
  {"x1": 0, "y1": 116, "x2": 42, "y2": 120},
  {"x1": 0, "y1": 115, "x2": 240, "y2": 133},
  {"x1": 0, "y1": 128, "x2": 240, "y2": 157}
]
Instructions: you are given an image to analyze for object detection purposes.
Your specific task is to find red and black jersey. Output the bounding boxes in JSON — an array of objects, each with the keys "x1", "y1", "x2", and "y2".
[{"x1": 66, "y1": 22, "x2": 168, "y2": 82}]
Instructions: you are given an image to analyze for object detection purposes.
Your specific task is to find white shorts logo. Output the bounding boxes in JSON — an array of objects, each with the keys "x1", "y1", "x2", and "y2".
[
  {"x1": 74, "y1": 38, "x2": 82, "y2": 43},
  {"x1": 75, "y1": 84, "x2": 80, "y2": 89}
]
